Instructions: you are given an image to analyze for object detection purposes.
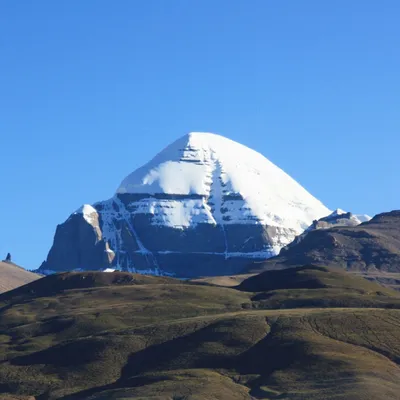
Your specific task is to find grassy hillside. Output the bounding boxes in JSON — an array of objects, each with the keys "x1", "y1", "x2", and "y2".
[
  {"x1": 237, "y1": 265, "x2": 400, "y2": 309},
  {"x1": 0, "y1": 268, "x2": 399, "y2": 399}
]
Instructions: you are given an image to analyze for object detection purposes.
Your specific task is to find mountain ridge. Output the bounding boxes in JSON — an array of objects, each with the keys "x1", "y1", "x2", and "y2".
[{"x1": 244, "y1": 210, "x2": 400, "y2": 277}]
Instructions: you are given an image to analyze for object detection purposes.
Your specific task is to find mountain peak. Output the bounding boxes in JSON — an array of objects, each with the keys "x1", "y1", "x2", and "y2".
[
  {"x1": 185, "y1": 131, "x2": 224, "y2": 140},
  {"x1": 116, "y1": 131, "x2": 264, "y2": 196},
  {"x1": 116, "y1": 132, "x2": 329, "y2": 232},
  {"x1": 183, "y1": 131, "x2": 251, "y2": 151},
  {"x1": 41, "y1": 132, "x2": 331, "y2": 277}
]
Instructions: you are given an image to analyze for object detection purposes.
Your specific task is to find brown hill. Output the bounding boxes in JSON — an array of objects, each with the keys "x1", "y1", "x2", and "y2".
[
  {"x1": 244, "y1": 211, "x2": 400, "y2": 279},
  {"x1": 237, "y1": 264, "x2": 400, "y2": 309},
  {"x1": 0, "y1": 270, "x2": 181, "y2": 300},
  {"x1": 0, "y1": 269, "x2": 400, "y2": 399},
  {"x1": 0, "y1": 261, "x2": 40, "y2": 294}
]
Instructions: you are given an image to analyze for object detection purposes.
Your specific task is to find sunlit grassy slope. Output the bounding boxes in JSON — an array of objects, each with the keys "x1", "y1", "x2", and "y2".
[{"x1": 0, "y1": 267, "x2": 399, "y2": 399}]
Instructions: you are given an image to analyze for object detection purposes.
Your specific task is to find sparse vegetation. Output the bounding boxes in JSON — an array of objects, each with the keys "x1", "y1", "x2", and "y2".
[{"x1": 0, "y1": 267, "x2": 399, "y2": 399}]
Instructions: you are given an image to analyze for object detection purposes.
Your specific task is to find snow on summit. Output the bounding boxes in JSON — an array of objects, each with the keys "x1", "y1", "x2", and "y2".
[
  {"x1": 117, "y1": 132, "x2": 330, "y2": 233},
  {"x1": 41, "y1": 132, "x2": 334, "y2": 276},
  {"x1": 75, "y1": 204, "x2": 98, "y2": 225}
]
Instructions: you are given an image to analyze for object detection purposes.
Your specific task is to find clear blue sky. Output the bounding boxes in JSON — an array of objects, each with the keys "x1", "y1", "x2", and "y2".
[{"x1": 1, "y1": 1, "x2": 399, "y2": 270}]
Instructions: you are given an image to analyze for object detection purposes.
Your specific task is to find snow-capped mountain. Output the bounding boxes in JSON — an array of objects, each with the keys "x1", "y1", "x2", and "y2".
[{"x1": 39, "y1": 132, "x2": 331, "y2": 277}]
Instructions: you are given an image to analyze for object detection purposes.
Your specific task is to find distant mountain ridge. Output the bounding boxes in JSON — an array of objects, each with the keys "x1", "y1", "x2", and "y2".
[
  {"x1": 282, "y1": 208, "x2": 372, "y2": 250},
  {"x1": 244, "y1": 210, "x2": 400, "y2": 275},
  {"x1": 39, "y1": 132, "x2": 331, "y2": 277}
]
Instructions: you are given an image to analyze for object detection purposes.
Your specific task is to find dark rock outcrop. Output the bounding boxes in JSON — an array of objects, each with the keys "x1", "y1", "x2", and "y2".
[{"x1": 40, "y1": 207, "x2": 114, "y2": 273}]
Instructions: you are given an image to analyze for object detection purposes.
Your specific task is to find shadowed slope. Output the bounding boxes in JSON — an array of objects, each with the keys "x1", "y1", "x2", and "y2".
[{"x1": 0, "y1": 271, "x2": 181, "y2": 300}]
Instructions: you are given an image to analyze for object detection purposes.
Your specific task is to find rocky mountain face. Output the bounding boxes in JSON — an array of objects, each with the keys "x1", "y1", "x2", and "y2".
[
  {"x1": 39, "y1": 132, "x2": 331, "y2": 277},
  {"x1": 244, "y1": 210, "x2": 400, "y2": 274}
]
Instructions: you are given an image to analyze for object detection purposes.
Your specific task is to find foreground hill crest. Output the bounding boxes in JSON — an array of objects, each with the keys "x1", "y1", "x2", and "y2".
[{"x1": 40, "y1": 132, "x2": 330, "y2": 276}]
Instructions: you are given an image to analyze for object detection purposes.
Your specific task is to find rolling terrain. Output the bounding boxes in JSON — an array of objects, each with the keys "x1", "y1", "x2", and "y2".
[{"x1": 0, "y1": 267, "x2": 400, "y2": 399}]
